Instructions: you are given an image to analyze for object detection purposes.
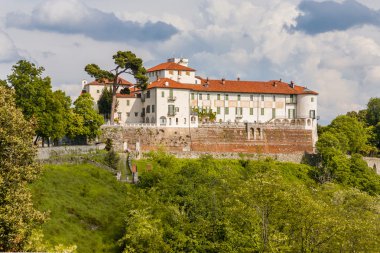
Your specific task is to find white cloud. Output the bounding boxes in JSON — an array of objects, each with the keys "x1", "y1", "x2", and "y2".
[
  {"x1": 1, "y1": 0, "x2": 379, "y2": 124},
  {"x1": 0, "y1": 30, "x2": 19, "y2": 63}
]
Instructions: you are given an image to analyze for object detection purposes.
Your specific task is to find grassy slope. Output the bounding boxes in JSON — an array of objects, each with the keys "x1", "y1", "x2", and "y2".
[{"x1": 31, "y1": 163, "x2": 127, "y2": 253}]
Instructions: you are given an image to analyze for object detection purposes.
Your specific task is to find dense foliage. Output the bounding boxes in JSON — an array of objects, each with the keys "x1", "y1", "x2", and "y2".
[
  {"x1": 5, "y1": 60, "x2": 103, "y2": 145},
  {"x1": 118, "y1": 153, "x2": 380, "y2": 253},
  {"x1": 0, "y1": 86, "x2": 44, "y2": 251}
]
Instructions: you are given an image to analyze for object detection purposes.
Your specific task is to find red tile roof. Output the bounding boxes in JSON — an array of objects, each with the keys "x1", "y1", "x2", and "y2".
[
  {"x1": 147, "y1": 62, "x2": 196, "y2": 72},
  {"x1": 85, "y1": 77, "x2": 132, "y2": 86},
  {"x1": 116, "y1": 92, "x2": 139, "y2": 98},
  {"x1": 147, "y1": 78, "x2": 318, "y2": 95}
]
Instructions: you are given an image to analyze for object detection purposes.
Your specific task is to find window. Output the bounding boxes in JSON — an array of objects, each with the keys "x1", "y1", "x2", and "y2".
[
  {"x1": 217, "y1": 94, "x2": 221, "y2": 100},
  {"x1": 147, "y1": 90, "x2": 150, "y2": 98},
  {"x1": 176, "y1": 118, "x2": 179, "y2": 125},
  {"x1": 97, "y1": 90, "x2": 100, "y2": 93},
  {"x1": 160, "y1": 116, "x2": 167, "y2": 126},
  {"x1": 118, "y1": 112, "x2": 122, "y2": 120},
  {"x1": 272, "y1": 108, "x2": 276, "y2": 118},
  {"x1": 250, "y1": 108, "x2": 254, "y2": 115},
  {"x1": 273, "y1": 95, "x2": 276, "y2": 102},
  {"x1": 237, "y1": 94, "x2": 241, "y2": 101},
  {"x1": 309, "y1": 110, "x2": 316, "y2": 119},
  {"x1": 225, "y1": 94, "x2": 229, "y2": 100},
  {"x1": 184, "y1": 118, "x2": 187, "y2": 124},
  {"x1": 311, "y1": 97, "x2": 314, "y2": 102},
  {"x1": 176, "y1": 107, "x2": 179, "y2": 112},
  {"x1": 135, "y1": 112, "x2": 138, "y2": 117},
  {"x1": 127, "y1": 100, "x2": 130, "y2": 106},
  {"x1": 225, "y1": 107, "x2": 229, "y2": 115},
  {"x1": 169, "y1": 89, "x2": 174, "y2": 98},
  {"x1": 191, "y1": 93, "x2": 195, "y2": 100},
  {"x1": 261, "y1": 108, "x2": 264, "y2": 115},
  {"x1": 146, "y1": 105, "x2": 150, "y2": 113},
  {"x1": 161, "y1": 91, "x2": 165, "y2": 98},
  {"x1": 207, "y1": 94, "x2": 210, "y2": 100},
  {"x1": 168, "y1": 105, "x2": 175, "y2": 116},
  {"x1": 186, "y1": 71, "x2": 190, "y2": 76},
  {"x1": 199, "y1": 94, "x2": 203, "y2": 100},
  {"x1": 169, "y1": 118, "x2": 172, "y2": 125},
  {"x1": 217, "y1": 107, "x2": 221, "y2": 114},
  {"x1": 236, "y1": 107, "x2": 242, "y2": 115},
  {"x1": 178, "y1": 70, "x2": 182, "y2": 75},
  {"x1": 288, "y1": 109, "x2": 296, "y2": 119},
  {"x1": 127, "y1": 112, "x2": 130, "y2": 117},
  {"x1": 169, "y1": 70, "x2": 173, "y2": 75},
  {"x1": 250, "y1": 95, "x2": 254, "y2": 101},
  {"x1": 261, "y1": 95, "x2": 264, "y2": 101},
  {"x1": 152, "y1": 105, "x2": 155, "y2": 113}
]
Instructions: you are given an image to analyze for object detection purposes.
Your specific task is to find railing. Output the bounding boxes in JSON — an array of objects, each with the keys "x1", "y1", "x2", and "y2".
[
  {"x1": 167, "y1": 96, "x2": 176, "y2": 102},
  {"x1": 168, "y1": 112, "x2": 176, "y2": 117},
  {"x1": 236, "y1": 114, "x2": 243, "y2": 119},
  {"x1": 285, "y1": 98, "x2": 297, "y2": 103},
  {"x1": 118, "y1": 123, "x2": 156, "y2": 127}
]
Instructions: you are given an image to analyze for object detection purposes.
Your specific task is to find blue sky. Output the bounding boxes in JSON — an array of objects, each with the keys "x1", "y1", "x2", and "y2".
[{"x1": 1, "y1": 0, "x2": 380, "y2": 124}]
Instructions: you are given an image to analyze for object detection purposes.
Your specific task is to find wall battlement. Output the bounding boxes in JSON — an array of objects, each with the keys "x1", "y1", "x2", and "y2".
[{"x1": 101, "y1": 123, "x2": 315, "y2": 155}]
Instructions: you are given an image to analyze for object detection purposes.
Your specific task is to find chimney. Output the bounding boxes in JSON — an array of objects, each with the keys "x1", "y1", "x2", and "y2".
[
  {"x1": 165, "y1": 81, "x2": 169, "y2": 87},
  {"x1": 206, "y1": 77, "x2": 209, "y2": 84},
  {"x1": 290, "y1": 81, "x2": 294, "y2": 88},
  {"x1": 222, "y1": 78, "x2": 225, "y2": 85},
  {"x1": 273, "y1": 81, "x2": 277, "y2": 87},
  {"x1": 237, "y1": 77, "x2": 240, "y2": 81}
]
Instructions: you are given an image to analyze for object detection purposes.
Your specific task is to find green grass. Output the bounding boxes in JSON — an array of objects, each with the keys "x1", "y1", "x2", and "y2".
[{"x1": 31, "y1": 163, "x2": 128, "y2": 252}]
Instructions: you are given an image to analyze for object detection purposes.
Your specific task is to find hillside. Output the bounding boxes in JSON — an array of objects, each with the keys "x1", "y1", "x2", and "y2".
[
  {"x1": 30, "y1": 163, "x2": 127, "y2": 252},
  {"x1": 31, "y1": 153, "x2": 380, "y2": 252}
]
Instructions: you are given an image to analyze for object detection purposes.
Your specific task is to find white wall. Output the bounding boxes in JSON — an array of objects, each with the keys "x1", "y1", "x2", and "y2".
[
  {"x1": 154, "y1": 87, "x2": 193, "y2": 128},
  {"x1": 147, "y1": 70, "x2": 201, "y2": 84},
  {"x1": 114, "y1": 97, "x2": 143, "y2": 124}
]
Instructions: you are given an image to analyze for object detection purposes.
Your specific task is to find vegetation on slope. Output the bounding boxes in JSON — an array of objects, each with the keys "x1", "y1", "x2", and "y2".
[
  {"x1": 30, "y1": 151, "x2": 380, "y2": 252},
  {"x1": 119, "y1": 152, "x2": 380, "y2": 253},
  {"x1": 30, "y1": 163, "x2": 127, "y2": 253}
]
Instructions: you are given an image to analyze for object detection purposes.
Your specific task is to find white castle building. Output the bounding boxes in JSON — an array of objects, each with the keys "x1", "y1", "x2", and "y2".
[{"x1": 82, "y1": 58, "x2": 318, "y2": 131}]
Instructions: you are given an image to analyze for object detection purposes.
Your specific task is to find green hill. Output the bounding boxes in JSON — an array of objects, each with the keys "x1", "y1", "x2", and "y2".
[
  {"x1": 30, "y1": 163, "x2": 127, "y2": 252},
  {"x1": 31, "y1": 153, "x2": 380, "y2": 252}
]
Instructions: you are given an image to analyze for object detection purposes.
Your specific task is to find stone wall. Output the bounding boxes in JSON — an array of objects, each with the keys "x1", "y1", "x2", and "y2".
[
  {"x1": 363, "y1": 157, "x2": 380, "y2": 174},
  {"x1": 37, "y1": 144, "x2": 106, "y2": 160},
  {"x1": 101, "y1": 124, "x2": 314, "y2": 155}
]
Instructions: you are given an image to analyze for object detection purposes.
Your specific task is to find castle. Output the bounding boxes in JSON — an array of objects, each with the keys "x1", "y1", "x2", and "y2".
[{"x1": 83, "y1": 58, "x2": 319, "y2": 154}]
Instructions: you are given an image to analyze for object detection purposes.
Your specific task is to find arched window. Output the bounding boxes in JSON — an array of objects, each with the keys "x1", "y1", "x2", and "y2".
[{"x1": 160, "y1": 116, "x2": 167, "y2": 126}]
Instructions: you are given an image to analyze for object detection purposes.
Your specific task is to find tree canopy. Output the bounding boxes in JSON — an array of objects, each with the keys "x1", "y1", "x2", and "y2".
[
  {"x1": 85, "y1": 51, "x2": 148, "y2": 124},
  {"x1": 6, "y1": 60, "x2": 72, "y2": 145},
  {"x1": 73, "y1": 93, "x2": 104, "y2": 141},
  {"x1": 0, "y1": 86, "x2": 44, "y2": 251}
]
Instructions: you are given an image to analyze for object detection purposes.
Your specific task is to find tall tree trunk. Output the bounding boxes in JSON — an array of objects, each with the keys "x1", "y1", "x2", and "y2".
[{"x1": 110, "y1": 84, "x2": 117, "y2": 125}]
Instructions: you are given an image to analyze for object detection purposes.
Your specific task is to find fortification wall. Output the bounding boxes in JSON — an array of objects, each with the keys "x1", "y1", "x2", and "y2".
[
  {"x1": 363, "y1": 157, "x2": 380, "y2": 174},
  {"x1": 101, "y1": 125, "x2": 314, "y2": 155}
]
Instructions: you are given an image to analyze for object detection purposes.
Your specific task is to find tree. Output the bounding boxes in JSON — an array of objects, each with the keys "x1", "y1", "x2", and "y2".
[
  {"x1": 0, "y1": 86, "x2": 44, "y2": 251},
  {"x1": 7, "y1": 60, "x2": 70, "y2": 146},
  {"x1": 366, "y1": 97, "x2": 380, "y2": 126},
  {"x1": 97, "y1": 87, "x2": 117, "y2": 121},
  {"x1": 329, "y1": 115, "x2": 369, "y2": 154},
  {"x1": 73, "y1": 93, "x2": 104, "y2": 141},
  {"x1": 0, "y1": 79, "x2": 7, "y2": 87},
  {"x1": 85, "y1": 51, "x2": 148, "y2": 125}
]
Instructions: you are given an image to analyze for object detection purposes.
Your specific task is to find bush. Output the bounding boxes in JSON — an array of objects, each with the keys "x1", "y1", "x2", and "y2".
[{"x1": 104, "y1": 150, "x2": 120, "y2": 170}]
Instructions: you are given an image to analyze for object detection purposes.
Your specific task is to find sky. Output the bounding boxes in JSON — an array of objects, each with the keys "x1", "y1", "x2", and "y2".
[{"x1": 1, "y1": 0, "x2": 380, "y2": 125}]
